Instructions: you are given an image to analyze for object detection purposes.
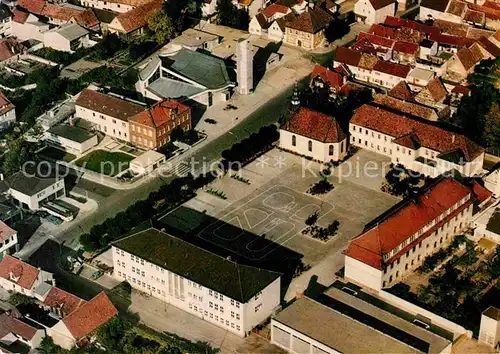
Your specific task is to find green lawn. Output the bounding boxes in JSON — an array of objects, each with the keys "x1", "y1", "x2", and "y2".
[
  {"x1": 75, "y1": 150, "x2": 134, "y2": 176},
  {"x1": 38, "y1": 146, "x2": 76, "y2": 162}
]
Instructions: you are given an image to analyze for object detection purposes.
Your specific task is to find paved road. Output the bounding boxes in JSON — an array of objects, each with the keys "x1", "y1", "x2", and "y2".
[{"x1": 53, "y1": 83, "x2": 298, "y2": 249}]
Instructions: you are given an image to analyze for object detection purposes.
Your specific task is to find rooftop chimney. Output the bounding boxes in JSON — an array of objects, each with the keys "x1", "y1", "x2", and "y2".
[{"x1": 452, "y1": 134, "x2": 455, "y2": 143}]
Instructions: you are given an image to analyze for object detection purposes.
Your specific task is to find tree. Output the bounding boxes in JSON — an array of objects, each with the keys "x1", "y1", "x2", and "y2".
[
  {"x1": 9, "y1": 293, "x2": 35, "y2": 306},
  {"x1": 147, "y1": 9, "x2": 175, "y2": 44},
  {"x1": 482, "y1": 102, "x2": 500, "y2": 154},
  {"x1": 2, "y1": 138, "x2": 38, "y2": 177},
  {"x1": 98, "y1": 316, "x2": 130, "y2": 350},
  {"x1": 216, "y1": 0, "x2": 249, "y2": 30},
  {"x1": 163, "y1": 0, "x2": 200, "y2": 33}
]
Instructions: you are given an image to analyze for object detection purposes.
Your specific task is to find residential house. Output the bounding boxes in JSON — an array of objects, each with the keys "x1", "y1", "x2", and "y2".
[
  {"x1": 354, "y1": 0, "x2": 396, "y2": 25},
  {"x1": 128, "y1": 99, "x2": 191, "y2": 150},
  {"x1": 446, "y1": 46, "x2": 480, "y2": 79},
  {"x1": 406, "y1": 67, "x2": 435, "y2": 89},
  {"x1": 284, "y1": 6, "x2": 332, "y2": 50},
  {"x1": 309, "y1": 64, "x2": 347, "y2": 96},
  {"x1": 129, "y1": 150, "x2": 166, "y2": 175},
  {"x1": 75, "y1": 88, "x2": 145, "y2": 142},
  {"x1": 392, "y1": 40, "x2": 419, "y2": 65},
  {"x1": 17, "y1": 0, "x2": 85, "y2": 26},
  {"x1": 38, "y1": 286, "x2": 86, "y2": 318},
  {"x1": 69, "y1": 8, "x2": 101, "y2": 32},
  {"x1": 1, "y1": 172, "x2": 66, "y2": 211},
  {"x1": 91, "y1": 8, "x2": 117, "y2": 33},
  {"x1": 0, "y1": 38, "x2": 25, "y2": 68},
  {"x1": 371, "y1": 60, "x2": 411, "y2": 88},
  {"x1": 249, "y1": 4, "x2": 290, "y2": 39},
  {"x1": 46, "y1": 122, "x2": 98, "y2": 154},
  {"x1": 11, "y1": 10, "x2": 49, "y2": 42},
  {"x1": 388, "y1": 80, "x2": 413, "y2": 100},
  {"x1": 43, "y1": 23, "x2": 90, "y2": 52},
  {"x1": 112, "y1": 228, "x2": 281, "y2": 337},
  {"x1": 49, "y1": 292, "x2": 118, "y2": 350},
  {"x1": 344, "y1": 178, "x2": 475, "y2": 290},
  {"x1": 271, "y1": 285, "x2": 452, "y2": 354},
  {"x1": 0, "y1": 222, "x2": 18, "y2": 261},
  {"x1": 349, "y1": 104, "x2": 485, "y2": 177},
  {"x1": 0, "y1": 4, "x2": 12, "y2": 38},
  {"x1": 136, "y1": 48, "x2": 234, "y2": 106},
  {"x1": 0, "y1": 91, "x2": 15, "y2": 130},
  {"x1": 0, "y1": 313, "x2": 45, "y2": 352},
  {"x1": 79, "y1": 0, "x2": 153, "y2": 13},
  {"x1": 0, "y1": 255, "x2": 54, "y2": 296},
  {"x1": 279, "y1": 107, "x2": 347, "y2": 162},
  {"x1": 414, "y1": 77, "x2": 448, "y2": 109},
  {"x1": 107, "y1": 0, "x2": 162, "y2": 35}
]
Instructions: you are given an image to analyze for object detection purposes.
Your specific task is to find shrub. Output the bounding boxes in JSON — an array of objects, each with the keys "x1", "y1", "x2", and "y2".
[{"x1": 308, "y1": 179, "x2": 333, "y2": 195}]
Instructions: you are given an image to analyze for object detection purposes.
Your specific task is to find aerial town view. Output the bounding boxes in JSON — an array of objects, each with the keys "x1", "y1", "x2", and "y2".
[{"x1": 0, "y1": 0, "x2": 500, "y2": 352}]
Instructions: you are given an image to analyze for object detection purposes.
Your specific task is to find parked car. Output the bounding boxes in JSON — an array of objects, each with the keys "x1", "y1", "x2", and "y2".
[
  {"x1": 91, "y1": 271, "x2": 103, "y2": 280},
  {"x1": 204, "y1": 118, "x2": 217, "y2": 124},
  {"x1": 44, "y1": 215, "x2": 63, "y2": 225}
]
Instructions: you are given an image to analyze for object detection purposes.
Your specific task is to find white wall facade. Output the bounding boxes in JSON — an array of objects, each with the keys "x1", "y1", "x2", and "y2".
[
  {"x1": 79, "y1": 0, "x2": 133, "y2": 13},
  {"x1": 271, "y1": 319, "x2": 340, "y2": 354},
  {"x1": 11, "y1": 19, "x2": 49, "y2": 41},
  {"x1": 479, "y1": 313, "x2": 500, "y2": 347},
  {"x1": 0, "y1": 233, "x2": 18, "y2": 260},
  {"x1": 0, "y1": 269, "x2": 54, "y2": 297},
  {"x1": 43, "y1": 32, "x2": 89, "y2": 53},
  {"x1": 9, "y1": 179, "x2": 65, "y2": 211},
  {"x1": 419, "y1": 7, "x2": 461, "y2": 23},
  {"x1": 75, "y1": 105, "x2": 131, "y2": 142},
  {"x1": 268, "y1": 21, "x2": 284, "y2": 42},
  {"x1": 0, "y1": 108, "x2": 15, "y2": 130},
  {"x1": 249, "y1": 16, "x2": 263, "y2": 36},
  {"x1": 349, "y1": 123, "x2": 484, "y2": 177},
  {"x1": 112, "y1": 246, "x2": 280, "y2": 337},
  {"x1": 279, "y1": 129, "x2": 347, "y2": 163},
  {"x1": 45, "y1": 132, "x2": 98, "y2": 154},
  {"x1": 345, "y1": 256, "x2": 383, "y2": 290},
  {"x1": 355, "y1": 0, "x2": 395, "y2": 25},
  {"x1": 48, "y1": 322, "x2": 76, "y2": 350}
]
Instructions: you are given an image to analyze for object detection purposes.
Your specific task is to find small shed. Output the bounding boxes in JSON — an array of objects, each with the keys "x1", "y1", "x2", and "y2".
[{"x1": 129, "y1": 150, "x2": 166, "y2": 175}]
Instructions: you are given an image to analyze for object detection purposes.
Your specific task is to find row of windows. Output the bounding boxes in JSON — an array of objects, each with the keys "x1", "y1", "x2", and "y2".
[
  {"x1": 291, "y1": 135, "x2": 344, "y2": 155},
  {"x1": 188, "y1": 304, "x2": 241, "y2": 331}
]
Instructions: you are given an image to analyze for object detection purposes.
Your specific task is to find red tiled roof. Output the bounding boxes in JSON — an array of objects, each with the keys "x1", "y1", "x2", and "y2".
[
  {"x1": 0, "y1": 313, "x2": 38, "y2": 341},
  {"x1": 420, "y1": 0, "x2": 450, "y2": 12},
  {"x1": 476, "y1": 1, "x2": 500, "y2": 20},
  {"x1": 0, "y1": 90, "x2": 15, "y2": 117},
  {"x1": 464, "y1": 9, "x2": 486, "y2": 24},
  {"x1": 333, "y1": 46, "x2": 362, "y2": 67},
  {"x1": 373, "y1": 60, "x2": 411, "y2": 78},
  {"x1": 0, "y1": 221, "x2": 16, "y2": 243},
  {"x1": 285, "y1": 6, "x2": 332, "y2": 33},
  {"x1": 129, "y1": 99, "x2": 190, "y2": 128},
  {"x1": 388, "y1": 81, "x2": 413, "y2": 100},
  {"x1": 384, "y1": 16, "x2": 440, "y2": 36},
  {"x1": 446, "y1": 0, "x2": 467, "y2": 16},
  {"x1": 115, "y1": 0, "x2": 162, "y2": 33},
  {"x1": 17, "y1": 0, "x2": 45, "y2": 14},
  {"x1": 76, "y1": 89, "x2": 144, "y2": 122},
  {"x1": 344, "y1": 178, "x2": 472, "y2": 269},
  {"x1": 43, "y1": 287, "x2": 86, "y2": 318},
  {"x1": 374, "y1": 94, "x2": 436, "y2": 120},
  {"x1": 12, "y1": 9, "x2": 29, "y2": 24},
  {"x1": 0, "y1": 40, "x2": 16, "y2": 62},
  {"x1": 456, "y1": 47, "x2": 478, "y2": 71},
  {"x1": 471, "y1": 180, "x2": 492, "y2": 203},
  {"x1": 469, "y1": 42, "x2": 488, "y2": 62},
  {"x1": 484, "y1": 0, "x2": 500, "y2": 11},
  {"x1": 351, "y1": 104, "x2": 484, "y2": 161},
  {"x1": 369, "y1": 23, "x2": 396, "y2": 38},
  {"x1": 282, "y1": 107, "x2": 346, "y2": 143},
  {"x1": 478, "y1": 36, "x2": 500, "y2": 57},
  {"x1": 262, "y1": 4, "x2": 289, "y2": 18},
  {"x1": 429, "y1": 32, "x2": 476, "y2": 47},
  {"x1": 358, "y1": 31, "x2": 395, "y2": 48},
  {"x1": 310, "y1": 64, "x2": 344, "y2": 91},
  {"x1": 433, "y1": 19, "x2": 468, "y2": 37},
  {"x1": 0, "y1": 255, "x2": 39, "y2": 290},
  {"x1": 62, "y1": 292, "x2": 118, "y2": 340},
  {"x1": 359, "y1": 53, "x2": 379, "y2": 70},
  {"x1": 393, "y1": 40, "x2": 419, "y2": 54},
  {"x1": 41, "y1": 4, "x2": 81, "y2": 21},
  {"x1": 72, "y1": 8, "x2": 100, "y2": 29},
  {"x1": 368, "y1": 0, "x2": 395, "y2": 10},
  {"x1": 426, "y1": 77, "x2": 448, "y2": 102},
  {"x1": 451, "y1": 84, "x2": 471, "y2": 95},
  {"x1": 467, "y1": 28, "x2": 494, "y2": 40}
]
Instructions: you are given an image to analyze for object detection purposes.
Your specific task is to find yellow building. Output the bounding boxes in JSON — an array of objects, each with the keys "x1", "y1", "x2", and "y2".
[{"x1": 284, "y1": 7, "x2": 332, "y2": 50}]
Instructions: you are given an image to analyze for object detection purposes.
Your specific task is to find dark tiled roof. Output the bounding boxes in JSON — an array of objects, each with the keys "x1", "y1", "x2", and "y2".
[
  {"x1": 112, "y1": 228, "x2": 281, "y2": 303},
  {"x1": 4, "y1": 171, "x2": 59, "y2": 196},
  {"x1": 369, "y1": 0, "x2": 395, "y2": 10},
  {"x1": 373, "y1": 60, "x2": 411, "y2": 78},
  {"x1": 48, "y1": 124, "x2": 96, "y2": 143},
  {"x1": 483, "y1": 306, "x2": 500, "y2": 320},
  {"x1": 478, "y1": 36, "x2": 500, "y2": 57},
  {"x1": 0, "y1": 314, "x2": 38, "y2": 341},
  {"x1": 433, "y1": 19, "x2": 468, "y2": 37},
  {"x1": 425, "y1": 77, "x2": 447, "y2": 102},
  {"x1": 333, "y1": 46, "x2": 362, "y2": 66},
  {"x1": 358, "y1": 31, "x2": 395, "y2": 48},
  {"x1": 76, "y1": 89, "x2": 144, "y2": 122},
  {"x1": 420, "y1": 0, "x2": 450, "y2": 12},
  {"x1": 464, "y1": 9, "x2": 486, "y2": 24},
  {"x1": 456, "y1": 47, "x2": 477, "y2": 71},
  {"x1": 393, "y1": 40, "x2": 419, "y2": 54},
  {"x1": 446, "y1": 0, "x2": 467, "y2": 16},
  {"x1": 282, "y1": 107, "x2": 346, "y2": 143},
  {"x1": 285, "y1": 6, "x2": 332, "y2": 34},
  {"x1": 310, "y1": 64, "x2": 344, "y2": 91},
  {"x1": 374, "y1": 94, "x2": 436, "y2": 120},
  {"x1": 389, "y1": 81, "x2": 413, "y2": 100}
]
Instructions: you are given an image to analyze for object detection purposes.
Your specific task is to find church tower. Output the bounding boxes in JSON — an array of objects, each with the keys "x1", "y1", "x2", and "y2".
[{"x1": 236, "y1": 38, "x2": 253, "y2": 95}]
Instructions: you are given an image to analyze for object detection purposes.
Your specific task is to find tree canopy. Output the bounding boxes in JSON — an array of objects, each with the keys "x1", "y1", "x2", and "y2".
[
  {"x1": 216, "y1": 0, "x2": 249, "y2": 30},
  {"x1": 147, "y1": 9, "x2": 175, "y2": 44}
]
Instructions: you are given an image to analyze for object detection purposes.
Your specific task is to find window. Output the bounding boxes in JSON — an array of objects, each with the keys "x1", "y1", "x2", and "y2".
[
  {"x1": 308, "y1": 140, "x2": 312, "y2": 152},
  {"x1": 236, "y1": 314, "x2": 240, "y2": 320},
  {"x1": 255, "y1": 304, "x2": 262, "y2": 312},
  {"x1": 329, "y1": 145, "x2": 334, "y2": 156},
  {"x1": 292, "y1": 135, "x2": 296, "y2": 146},
  {"x1": 231, "y1": 311, "x2": 235, "y2": 318}
]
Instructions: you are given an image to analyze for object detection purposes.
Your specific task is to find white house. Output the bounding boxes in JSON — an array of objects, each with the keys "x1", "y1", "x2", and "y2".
[
  {"x1": 354, "y1": 0, "x2": 396, "y2": 25},
  {"x1": 79, "y1": 0, "x2": 151, "y2": 13},
  {"x1": 43, "y1": 23, "x2": 89, "y2": 53},
  {"x1": 344, "y1": 178, "x2": 475, "y2": 291},
  {"x1": 0, "y1": 4, "x2": 12, "y2": 38},
  {"x1": 112, "y1": 228, "x2": 282, "y2": 337},
  {"x1": 75, "y1": 88, "x2": 145, "y2": 142},
  {"x1": 0, "y1": 313, "x2": 46, "y2": 352},
  {"x1": 280, "y1": 107, "x2": 347, "y2": 163},
  {"x1": 0, "y1": 255, "x2": 54, "y2": 296},
  {"x1": 129, "y1": 150, "x2": 166, "y2": 175},
  {"x1": 2, "y1": 172, "x2": 66, "y2": 211},
  {"x1": 0, "y1": 222, "x2": 18, "y2": 261},
  {"x1": 11, "y1": 10, "x2": 49, "y2": 42},
  {"x1": 349, "y1": 104, "x2": 485, "y2": 178},
  {"x1": 46, "y1": 122, "x2": 98, "y2": 154},
  {"x1": 249, "y1": 4, "x2": 290, "y2": 39},
  {"x1": 48, "y1": 292, "x2": 118, "y2": 350},
  {"x1": 136, "y1": 48, "x2": 234, "y2": 107},
  {"x1": 0, "y1": 91, "x2": 15, "y2": 131},
  {"x1": 479, "y1": 307, "x2": 500, "y2": 348}
]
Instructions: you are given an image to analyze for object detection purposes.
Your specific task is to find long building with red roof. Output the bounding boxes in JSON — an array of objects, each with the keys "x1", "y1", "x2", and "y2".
[
  {"x1": 349, "y1": 104, "x2": 484, "y2": 178},
  {"x1": 344, "y1": 177, "x2": 475, "y2": 290}
]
